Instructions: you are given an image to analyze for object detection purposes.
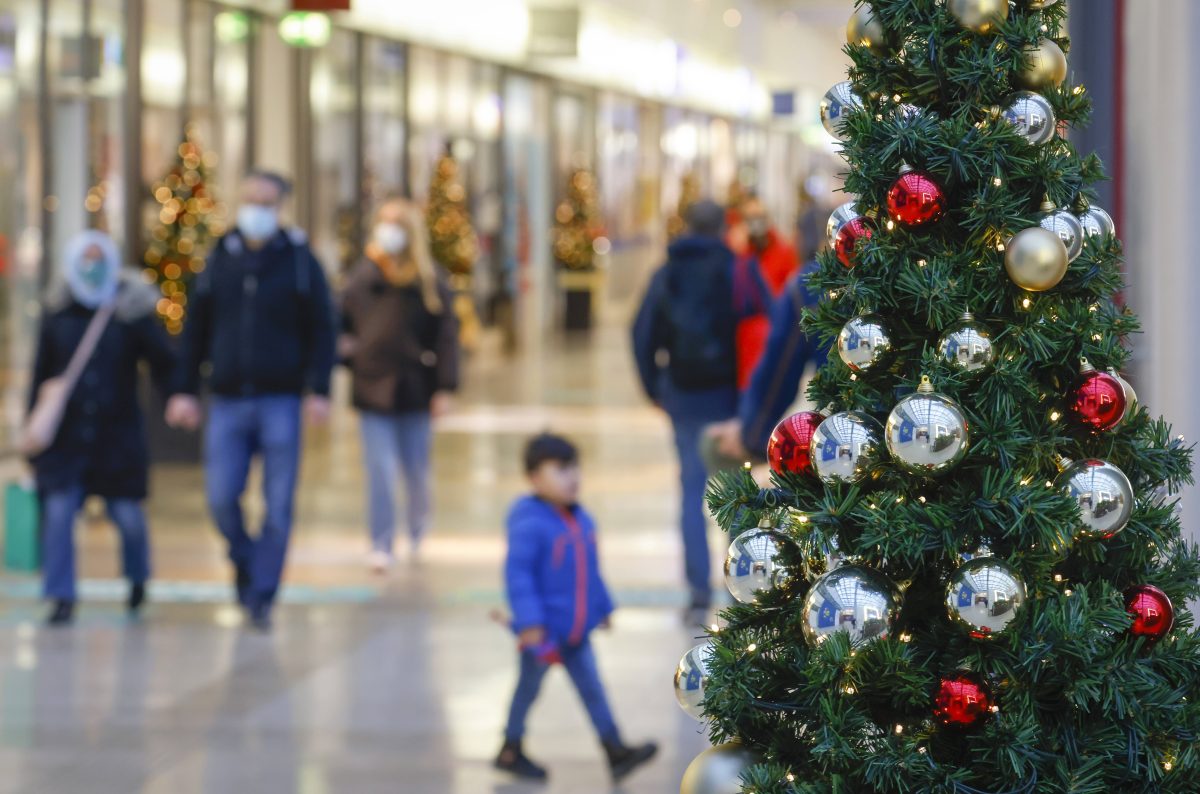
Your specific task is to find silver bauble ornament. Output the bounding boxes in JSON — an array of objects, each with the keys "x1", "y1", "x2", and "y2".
[
  {"x1": 827, "y1": 202, "x2": 861, "y2": 249},
  {"x1": 1055, "y1": 458, "x2": 1135, "y2": 539},
  {"x1": 1005, "y1": 226, "x2": 1069, "y2": 291},
  {"x1": 938, "y1": 312, "x2": 995, "y2": 374},
  {"x1": 948, "y1": 0, "x2": 1008, "y2": 34},
  {"x1": 1014, "y1": 38, "x2": 1068, "y2": 90},
  {"x1": 847, "y1": 4, "x2": 887, "y2": 55},
  {"x1": 1039, "y1": 200, "x2": 1084, "y2": 263},
  {"x1": 820, "y1": 81, "x2": 864, "y2": 141},
  {"x1": 674, "y1": 642, "x2": 714, "y2": 721},
  {"x1": 1078, "y1": 204, "x2": 1116, "y2": 243},
  {"x1": 946, "y1": 556, "x2": 1027, "y2": 639},
  {"x1": 885, "y1": 377, "x2": 970, "y2": 476},
  {"x1": 725, "y1": 528, "x2": 790, "y2": 604},
  {"x1": 811, "y1": 411, "x2": 886, "y2": 485},
  {"x1": 802, "y1": 565, "x2": 901, "y2": 647},
  {"x1": 837, "y1": 314, "x2": 892, "y2": 372},
  {"x1": 680, "y1": 742, "x2": 760, "y2": 794},
  {"x1": 1000, "y1": 91, "x2": 1056, "y2": 145}
]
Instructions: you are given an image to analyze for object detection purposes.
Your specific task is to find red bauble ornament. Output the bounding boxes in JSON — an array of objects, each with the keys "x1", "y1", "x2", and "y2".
[
  {"x1": 887, "y1": 168, "x2": 946, "y2": 228},
  {"x1": 834, "y1": 216, "x2": 873, "y2": 268},
  {"x1": 933, "y1": 672, "x2": 993, "y2": 728},
  {"x1": 1124, "y1": 585, "x2": 1175, "y2": 642},
  {"x1": 767, "y1": 411, "x2": 824, "y2": 477},
  {"x1": 1069, "y1": 364, "x2": 1127, "y2": 431}
]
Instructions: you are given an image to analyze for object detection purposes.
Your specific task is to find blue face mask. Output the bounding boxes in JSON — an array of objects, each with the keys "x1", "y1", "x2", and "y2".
[{"x1": 237, "y1": 204, "x2": 280, "y2": 242}]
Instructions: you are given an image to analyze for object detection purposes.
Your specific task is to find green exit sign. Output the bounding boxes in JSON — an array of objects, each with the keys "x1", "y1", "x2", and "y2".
[{"x1": 278, "y1": 11, "x2": 332, "y2": 48}]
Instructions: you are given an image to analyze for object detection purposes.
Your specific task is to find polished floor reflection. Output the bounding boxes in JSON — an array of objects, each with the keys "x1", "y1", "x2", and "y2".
[{"x1": 0, "y1": 324, "x2": 720, "y2": 793}]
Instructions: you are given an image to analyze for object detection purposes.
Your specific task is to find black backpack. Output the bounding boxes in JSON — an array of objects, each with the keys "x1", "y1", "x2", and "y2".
[{"x1": 658, "y1": 246, "x2": 738, "y2": 391}]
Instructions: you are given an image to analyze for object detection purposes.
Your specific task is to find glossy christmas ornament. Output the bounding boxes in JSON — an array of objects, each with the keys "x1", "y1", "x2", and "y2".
[
  {"x1": 1014, "y1": 38, "x2": 1068, "y2": 90},
  {"x1": 1000, "y1": 91, "x2": 1056, "y2": 145},
  {"x1": 846, "y1": 4, "x2": 887, "y2": 55},
  {"x1": 768, "y1": 410, "x2": 825, "y2": 477},
  {"x1": 933, "y1": 672, "x2": 993, "y2": 728},
  {"x1": 826, "y1": 202, "x2": 860, "y2": 249},
  {"x1": 811, "y1": 411, "x2": 886, "y2": 485},
  {"x1": 1108, "y1": 369, "x2": 1137, "y2": 421},
  {"x1": 1070, "y1": 361, "x2": 1128, "y2": 431},
  {"x1": 946, "y1": 557, "x2": 1027, "y2": 639},
  {"x1": 1078, "y1": 203, "x2": 1116, "y2": 243},
  {"x1": 948, "y1": 0, "x2": 1008, "y2": 34},
  {"x1": 725, "y1": 527, "x2": 790, "y2": 604},
  {"x1": 680, "y1": 742, "x2": 761, "y2": 794},
  {"x1": 837, "y1": 314, "x2": 892, "y2": 372},
  {"x1": 834, "y1": 216, "x2": 873, "y2": 268},
  {"x1": 887, "y1": 166, "x2": 947, "y2": 228},
  {"x1": 938, "y1": 312, "x2": 995, "y2": 374},
  {"x1": 885, "y1": 377, "x2": 970, "y2": 476},
  {"x1": 1039, "y1": 199, "x2": 1084, "y2": 263},
  {"x1": 1124, "y1": 585, "x2": 1175, "y2": 642},
  {"x1": 820, "y1": 81, "x2": 864, "y2": 140},
  {"x1": 1004, "y1": 226, "x2": 1068, "y2": 291},
  {"x1": 1055, "y1": 457, "x2": 1134, "y2": 539},
  {"x1": 801, "y1": 565, "x2": 901, "y2": 647},
  {"x1": 674, "y1": 642, "x2": 714, "y2": 721},
  {"x1": 1027, "y1": 0, "x2": 1060, "y2": 8}
]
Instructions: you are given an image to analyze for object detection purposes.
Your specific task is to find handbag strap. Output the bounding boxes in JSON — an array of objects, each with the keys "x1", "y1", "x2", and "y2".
[{"x1": 59, "y1": 300, "x2": 116, "y2": 391}]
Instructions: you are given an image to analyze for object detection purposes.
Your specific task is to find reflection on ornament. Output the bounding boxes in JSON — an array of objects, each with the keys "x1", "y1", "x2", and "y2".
[
  {"x1": 1055, "y1": 457, "x2": 1134, "y2": 539},
  {"x1": 837, "y1": 315, "x2": 892, "y2": 372},
  {"x1": 801, "y1": 565, "x2": 901, "y2": 647},
  {"x1": 885, "y1": 377, "x2": 970, "y2": 476},
  {"x1": 834, "y1": 216, "x2": 873, "y2": 268},
  {"x1": 1014, "y1": 38, "x2": 1068, "y2": 90},
  {"x1": 820, "y1": 81, "x2": 865, "y2": 140},
  {"x1": 945, "y1": 557, "x2": 1027, "y2": 639},
  {"x1": 1077, "y1": 204, "x2": 1116, "y2": 243},
  {"x1": 846, "y1": 4, "x2": 887, "y2": 55},
  {"x1": 674, "y1": 642, "x2": 715, "y2": 721},
  {"x1": 811, "y1": 412, "x2": 886, "y2": 485},
  {"x1": 826, "y1": 202, "x2": 861, "y2": 249},
  {"x1": 1124, "y1": 585, "x2": 1175, "y2": 642},
  {"x1": 1039, "y1": 200, "x2": 1084, "y2": 263},
  {"x1": 725, "y1": 528, "x2": 790, "y2": 604},
  {"x1": 887, "y1": 167, "x2": 947, "y2": 228},
  {"x1": 933, "y1": 671, "x2": 993, "y2": 728},
  {"x1": 938, "y1": 312, "x2": 995, "y2": 374},
  {"x1": 768, "y1": 410, "x2": 825, "y2": 477},
  {"x1": 1069, "y1": 362, "x2": 1127, "y2": 431}
]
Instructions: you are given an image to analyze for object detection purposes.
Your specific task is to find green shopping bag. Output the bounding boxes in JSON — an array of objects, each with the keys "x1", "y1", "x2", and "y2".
[{"x1": 4, "y1": 480, "x2": 40, "y2": 571}]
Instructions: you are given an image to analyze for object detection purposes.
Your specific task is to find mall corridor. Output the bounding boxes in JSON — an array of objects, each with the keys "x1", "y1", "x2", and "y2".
[{"x1": 0, "y1": 323, "x2": 718, "y2": 794}]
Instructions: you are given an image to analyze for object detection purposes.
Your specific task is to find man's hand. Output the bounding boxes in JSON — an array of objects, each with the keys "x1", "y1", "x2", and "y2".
[
  {"x1": 430, "y1": 391, "x2": 454, "y2": 419},
  {"x1": 165, "y1": 395, "x2": 203, "y2": 431},
  {"x1": 304, "y1": 395, "x2": 332, "y2": 426},
  {"x1": 517, "y1": 626, "x2": 546, "y2": 648},
  {"x1": 708, "y1": 418, "x2": 748, "y2": 461}
]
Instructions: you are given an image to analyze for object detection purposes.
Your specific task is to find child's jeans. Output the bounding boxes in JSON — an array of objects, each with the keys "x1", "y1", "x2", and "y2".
[{"x1": 504, "y1": 638, "x2": 620, "y2": 744}]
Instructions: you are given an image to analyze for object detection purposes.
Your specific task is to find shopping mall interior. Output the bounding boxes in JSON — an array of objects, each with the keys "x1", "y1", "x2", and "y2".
[{"x1": 1, "y1": 0, "x2": 1199, "y2": 792}]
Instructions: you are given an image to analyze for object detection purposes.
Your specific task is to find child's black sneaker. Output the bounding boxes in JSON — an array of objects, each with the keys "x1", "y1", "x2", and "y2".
[
  {"x1": 494, "y1": 740, "x2": 548, "y2": 781},
  {"x1": 604, "y1": 740, "x2": 658, "y2": 781},
  {"x1": 46, "y1": 599, "x2": 75, "y2": 627}
]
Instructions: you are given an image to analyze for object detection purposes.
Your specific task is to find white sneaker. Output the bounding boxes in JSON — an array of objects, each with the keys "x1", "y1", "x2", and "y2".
[{"x1": 367, "y1": 550, "x2": 393, "y2": 574}]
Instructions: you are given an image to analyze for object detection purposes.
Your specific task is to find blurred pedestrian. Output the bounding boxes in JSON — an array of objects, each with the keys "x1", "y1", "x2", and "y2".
[
  {"x1": 339, "y1": 197, "x2": 459, "y2": 572},
  {"x1": 738, "y1": 195, "x2": 798, "y2": 296},
  {"x1": 631, "y1": 199, "x2": 768, "y2": 624},
  {"x1": 166, "y1": 171, "x2": 336, "y2": 631},
  {"x1": 24, "y1": 230, "x2": 177, "y2": 626},
  {"x1": 495, "y1": 433, "x2": 658, "y2": 783}
]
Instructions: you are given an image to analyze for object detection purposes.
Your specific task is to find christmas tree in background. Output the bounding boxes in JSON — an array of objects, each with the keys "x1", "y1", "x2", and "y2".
[
  {"x1": 553, "y1": 168, "x2": 603, "y2": 271},
  {"x1": 143, "y1": 125, "x2": 224, "y2": 335},
  {"x1": 667, "y1": 171, "x2": 701, "y2": 240},
  {"x1": 678, "y1": 2, "x2": 1200, "y2": 793},
  {"x1": 426, "y1": 151, "x2": 480, "y2": 349}
]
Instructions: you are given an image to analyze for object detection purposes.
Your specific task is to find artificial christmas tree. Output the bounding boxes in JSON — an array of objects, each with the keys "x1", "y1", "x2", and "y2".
[
  {"x1": 684, "y1": 2, "x2": 1200, "y2": 792},
  {"x1": 426, "y1": 151, "x2": 481, "y2": 349},
  {"x1": 667, "y1": 171, "x2": 702, "y2": 240},
  {"x1": 554, "y1": 168, "x2": 604, "y2": 331}
]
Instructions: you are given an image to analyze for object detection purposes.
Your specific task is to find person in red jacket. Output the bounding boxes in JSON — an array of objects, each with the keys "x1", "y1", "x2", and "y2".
[{"x1": 736, "y1": 195, "x2": 799, "y2": 296}]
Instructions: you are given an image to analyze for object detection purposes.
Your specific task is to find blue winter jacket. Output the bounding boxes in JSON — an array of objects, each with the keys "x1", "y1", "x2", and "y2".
[{"x1": 505, "y1": 495, "x2": 615, "y2": 646}]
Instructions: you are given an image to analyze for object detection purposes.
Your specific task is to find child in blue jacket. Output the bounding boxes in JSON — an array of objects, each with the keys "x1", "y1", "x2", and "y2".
[{"x1": 495, "y1": 433, "x2": 658, "y2": 782}]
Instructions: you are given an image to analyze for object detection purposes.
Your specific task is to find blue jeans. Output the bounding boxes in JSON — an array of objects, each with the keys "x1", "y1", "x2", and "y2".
[
  {"x1": 205, "y1": 395, "x2": 302, "y2": 607},
  {"x1": 42, "y1": 486, "x2": 150, "y2": 602},
  {"x1": 359, "y1": 411, "x2": 433, "y2": 554},
  {"x1": 504, "y1": 639, "x2": 620, "y2": 744},
  {"x1": 663, "y1": 383, "x2": 739, "y2": 608}
]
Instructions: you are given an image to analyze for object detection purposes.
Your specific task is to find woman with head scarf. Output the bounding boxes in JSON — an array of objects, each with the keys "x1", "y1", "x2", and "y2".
[
  {"x1": 27, "y1": 230, "x2": 178, "y2": 625},
  {"x1": 339, "y1": 197, "x2": 460, "y2": 572}
]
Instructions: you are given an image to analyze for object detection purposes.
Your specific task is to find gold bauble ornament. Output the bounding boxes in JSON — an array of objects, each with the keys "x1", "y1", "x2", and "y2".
[
  {"x1": 1014, "y1": 38, "x2": 1068, "y2": 90},
  {"x1": 680, "y1": 742, "x2": 760, "y2": 794},
  {"x1": 947, "y1": 0, "x2": 1008, "y2": 34},
  {"x1": 847, "y1": 5, "x2": 887, "y2": 55},
  {"x1": 1004, "y1": 227, "x2": 1068, "y2": 291}
]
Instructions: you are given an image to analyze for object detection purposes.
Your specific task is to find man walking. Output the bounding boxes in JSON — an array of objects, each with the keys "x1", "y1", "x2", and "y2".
[{"x1": 167, "y1": 171, "x2": 336, "y2": 630}]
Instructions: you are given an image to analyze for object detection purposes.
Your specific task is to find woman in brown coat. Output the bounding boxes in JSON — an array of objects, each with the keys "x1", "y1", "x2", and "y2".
[{"x1": 339, "y1": 198, "x2": 459, "y2": 571}]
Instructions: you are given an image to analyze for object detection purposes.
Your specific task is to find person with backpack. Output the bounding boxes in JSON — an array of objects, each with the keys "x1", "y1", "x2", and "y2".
[
  {"x1": 631, "y1": 199, "x2": 768, "y2": 624},
  {"x1": 165, "y1": 170, "x2": 336, "y2": 631}
]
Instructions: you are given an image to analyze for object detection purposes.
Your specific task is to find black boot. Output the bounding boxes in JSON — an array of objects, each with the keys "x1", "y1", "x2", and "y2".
[
  {"x1": 604, "y1": 740, "x2": 658, "y2": 782},
  {"x1": 494, "y1": 740, "x2": 548, "y2": 781},
  {"x1": 234, "y1": 564, "x2": 251, "y2": 607},
  {"x1": 248, "y1": 600, "x2": 273, "y2": 633},
  {"x1": 46, "y1": 600, "x2": 75, "y2": 627},
  {"x1": 128, "y1": 582, "x2": 147, "y2": 615}
]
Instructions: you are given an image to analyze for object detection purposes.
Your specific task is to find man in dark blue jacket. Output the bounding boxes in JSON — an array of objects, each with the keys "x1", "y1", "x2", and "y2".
[
  {"x1": 632, "y1": 200, "x2": 756, "y2": 623},
  {"x1": 167, "y1": 171, "x2": 336, "y2": 630}
]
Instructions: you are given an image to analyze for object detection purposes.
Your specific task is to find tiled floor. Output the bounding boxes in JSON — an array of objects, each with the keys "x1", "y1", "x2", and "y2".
[{"x1": 0, "y1": 322, "x2": 727, "y2": 794}]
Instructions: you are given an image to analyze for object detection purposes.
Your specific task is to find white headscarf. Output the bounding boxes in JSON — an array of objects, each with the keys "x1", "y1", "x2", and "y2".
[{"x1": 62, "y1": 230, "x2": 121, "y2": 309}]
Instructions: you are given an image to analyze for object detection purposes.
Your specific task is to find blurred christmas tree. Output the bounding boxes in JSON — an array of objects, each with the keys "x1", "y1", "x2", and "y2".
[
  {"x1": 553, "y1": 168, "x2": 602, "y2": 271},
  {"x1": 427, "y1": 153, "x2": 479, "y2": 277},
  {"x1": 667, "y1": 171, "x2": 700, "y2": 240},
  {"x1": 677, "y1": 2, "x2": 1200, "y2": 793},
  {"x1": 143, "y1": 125, "x2": 225, "y2": 335}
]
